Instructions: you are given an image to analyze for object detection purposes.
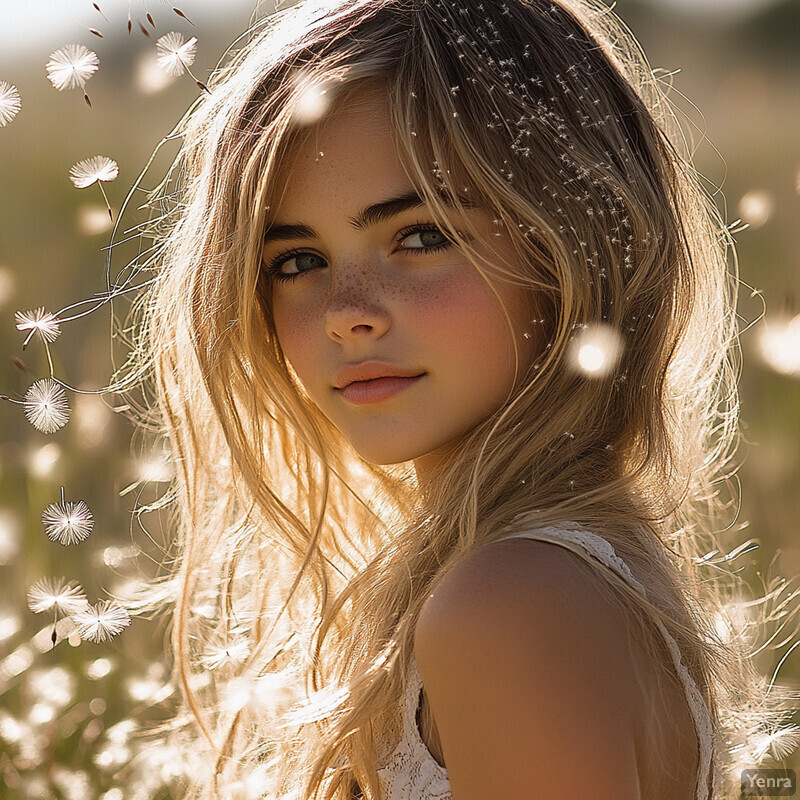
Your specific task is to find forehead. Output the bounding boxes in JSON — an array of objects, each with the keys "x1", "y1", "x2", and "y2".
[{"x1": 271, "y1": 91, "x2": 410, "y2": 214}]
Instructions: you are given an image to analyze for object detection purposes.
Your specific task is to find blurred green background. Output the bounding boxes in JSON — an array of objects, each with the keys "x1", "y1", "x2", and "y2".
[{"x1": 0, "y1": 0, "x2": 798, "y2": 797}]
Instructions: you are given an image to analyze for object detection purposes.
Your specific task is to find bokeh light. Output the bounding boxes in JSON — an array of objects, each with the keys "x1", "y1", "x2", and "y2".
[
  {"x1": 290, "y1": 74, "x2": 334, "y2": 125},
  {"x1": 134, "y1": 49, "x2": 179, "y2": 95},
  {"x1": 27, "y1": 442, "x2": 62, "y2": 480},
  {"x1": 567, "y1": 323, "x2": 623, "y2": 378},
  {"x1": 738, "y1": 189, "x2": 775, "y2": 230},
  {"x1": 757, "y1": 313, "x2": 800, "y2": 377},
  {"x1": 0, "y1": 265, "x2": 15, "y2": 307},
  {"x1": 76, "y1": 203, "x2": 114, "y2": 236}
]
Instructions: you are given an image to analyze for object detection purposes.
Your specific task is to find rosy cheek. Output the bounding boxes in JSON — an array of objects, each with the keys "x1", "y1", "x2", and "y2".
[
  {"x1": 272, "y1": 302, "x2": 315, "y2": 371},
  {"x1": 418, "y1": 271, "x2": 503, "y2": 338}
]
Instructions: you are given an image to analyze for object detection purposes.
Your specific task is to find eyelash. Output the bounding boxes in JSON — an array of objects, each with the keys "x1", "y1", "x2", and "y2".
[{"x1": 265, "y1": 223, "x2": 455, "y2": 283}]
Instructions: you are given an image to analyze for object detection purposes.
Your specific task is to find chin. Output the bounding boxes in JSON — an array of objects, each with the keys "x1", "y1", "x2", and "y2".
[
  {"x1": 352, "y1": 445, "x2": 421, "y2": 467},
  {"x1": 340, "y1": 433, "x2": 426, "y2": 466}
]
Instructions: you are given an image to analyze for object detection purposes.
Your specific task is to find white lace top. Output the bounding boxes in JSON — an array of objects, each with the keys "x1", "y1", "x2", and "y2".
[{"x1": 375, "y1": 522, "x2": 714, "y2": 800}]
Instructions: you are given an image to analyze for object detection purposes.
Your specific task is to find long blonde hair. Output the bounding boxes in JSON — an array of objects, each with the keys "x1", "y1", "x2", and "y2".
[{"x1": 120, "y1": 0, "x2": 800, "y2": 797}]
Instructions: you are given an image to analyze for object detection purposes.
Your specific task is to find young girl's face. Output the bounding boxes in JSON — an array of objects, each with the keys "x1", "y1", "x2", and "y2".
[{"x1": 264, "y1": 87, "x2": 539, "y2": 481}]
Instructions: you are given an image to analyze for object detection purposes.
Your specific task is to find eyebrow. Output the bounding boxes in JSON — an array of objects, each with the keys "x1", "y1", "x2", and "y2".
[{"x1": 262, "y1": 190, "x2": 476, "y2": 244}]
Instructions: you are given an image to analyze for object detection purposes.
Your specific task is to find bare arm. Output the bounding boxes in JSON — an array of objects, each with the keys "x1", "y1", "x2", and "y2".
[{"x1": 414, "y1": 538, "x2": 643, "y2": 800}]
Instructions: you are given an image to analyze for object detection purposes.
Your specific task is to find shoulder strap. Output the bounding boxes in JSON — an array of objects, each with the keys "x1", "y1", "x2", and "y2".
[{"x1": 490, "y1": 521, "x2": 713, "y2": 800}]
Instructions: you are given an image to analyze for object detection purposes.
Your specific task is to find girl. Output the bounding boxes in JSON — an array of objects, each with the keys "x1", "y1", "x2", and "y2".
[{"x1": 124, "y1": 0, "x2": 799, "y2": 797}]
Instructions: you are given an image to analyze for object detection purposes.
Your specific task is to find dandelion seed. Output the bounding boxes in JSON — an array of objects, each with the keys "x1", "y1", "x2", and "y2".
[
  {"x1": 89, "y1": 28, "x2": 103, "y2": 38},
  {"x1": 92, "y1": 3, "x2": 108, "y2": 22},
  {"x1": 46, "y1": 44, "x2": 99, "y2": 107},
  {"x1": 71, "y1": 601, "x2": 131, "y2": 643},
  {"x1": 23, "y1": 378, "x2": 70, "y2": 433},
  {"x1": 69, "y1": 155, "x2": 118, "y2": 188},
  {"x1": 14, "y1": 307, "x2": 61, "y2": 349},
  {"x1": 42, "y1": 488, "x2": 94, "y2": 546},
  {"x1": 156, "y1": 31, "x2": 196, "y2": 75},
  {"x1": 172, "y1": 7, "x2": 195, "y2": 25},
  {"x1": 27, "y1": 577, "x2": 88, "y2": 615},
  {"x1": 202, "y1": 637, "x2": 251, "y2": 670},
  {"x1": 0, "y1": 81, "x2": 21, "y2": 127},
  {"x1": 69, "y1": 156, "x2": 119, "y2": 220},
  {"x1": 156, "y1": 31, "x2": 207, "y2": 92}
]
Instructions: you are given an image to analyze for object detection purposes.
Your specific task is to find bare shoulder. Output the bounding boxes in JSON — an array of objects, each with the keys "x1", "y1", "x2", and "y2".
[{"x1": 414, "y1": 537, "x2": 643, "y2": 799}]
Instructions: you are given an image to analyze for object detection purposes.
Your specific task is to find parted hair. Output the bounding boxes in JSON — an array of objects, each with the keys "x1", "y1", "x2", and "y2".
[{"x1": 122, "y1": 0, "x2": 800, "y2": 797}]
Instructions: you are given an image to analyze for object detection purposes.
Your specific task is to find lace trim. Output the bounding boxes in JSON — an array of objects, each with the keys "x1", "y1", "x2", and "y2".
[{"x1": 375, "y1": 656, "x2": 452, "y2": 798}]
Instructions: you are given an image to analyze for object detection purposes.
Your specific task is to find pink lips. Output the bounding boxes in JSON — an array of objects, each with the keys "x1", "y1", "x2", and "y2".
[{"x1": 338, "y1": 374, "x2": 425, "y2": 404}]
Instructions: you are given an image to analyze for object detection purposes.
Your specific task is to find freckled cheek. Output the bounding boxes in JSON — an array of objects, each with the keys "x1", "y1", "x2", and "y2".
[{"x1": 271, "y1": 301, "x2": 320, "y2": 381}]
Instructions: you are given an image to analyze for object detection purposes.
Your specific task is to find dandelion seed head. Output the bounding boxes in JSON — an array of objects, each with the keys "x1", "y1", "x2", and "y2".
[
  {"x1": 750, "y1": 724, "x2": 800, "y2": 763},
  {"x1": 15, "y1": 307, "x2": 61, "y2": 344},
  {"x1": 23, "y1": 378, "x2": 70, "y2": 434},
  {"x1": 135, "y1": 49, "x2": 178, "y2": 94},
  {"x1": 42, "y1": 497, "x2": 94, "y2": 545},
  {"x1": 27, "y1": 577, "x2": 88, "y2": 615},
  {"x1": 156, "y1": 31, "x2": 197, "y2": 77},
  {"x1": 46, "y1": 44, "x2": 100, "y2": 91},
  {"x1": 71, "y1": 600, "x2": 131, "y2": 643},
  {"x1": 0, "y1": 81, "x2": 21, "y2": 126},
  {"x1": 201, "y1": 637, "x2": 251, "y2": 670},
  {"x1": 69, "y1": 155, "x2": 119, "y2": 188}
]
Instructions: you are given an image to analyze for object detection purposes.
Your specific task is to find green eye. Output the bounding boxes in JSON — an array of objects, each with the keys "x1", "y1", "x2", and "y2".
[{"x1": 266, "y1": 224, "x2": 454, "y2": 283}]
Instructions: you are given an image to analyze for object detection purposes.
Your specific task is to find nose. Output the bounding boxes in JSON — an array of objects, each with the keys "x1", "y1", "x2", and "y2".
[{"x1": 324, "y1": 261, "x2": 392, "y2": 343}]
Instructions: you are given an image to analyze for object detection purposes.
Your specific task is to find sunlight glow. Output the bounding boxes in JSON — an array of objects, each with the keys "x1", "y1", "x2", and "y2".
[{"x1": 757, "y1": 314, "x2": 800, "y2": 377}]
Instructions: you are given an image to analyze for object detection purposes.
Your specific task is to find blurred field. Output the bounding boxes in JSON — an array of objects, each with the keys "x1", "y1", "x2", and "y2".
[{"x1": 0, "y1": 0, "x2": 798, "y2": 797}]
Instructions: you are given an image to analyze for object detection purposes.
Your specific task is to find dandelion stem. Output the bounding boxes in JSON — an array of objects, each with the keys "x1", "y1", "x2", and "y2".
[
  {"x1": 44, "y1": 340, "x2": 54, "y2": 377},
  {"x1": 185, "y1": 65, "x2": 210, "y2": 94},
  {"x1": 98, "y1": 182, "x2": 113, "y2": 221}
]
